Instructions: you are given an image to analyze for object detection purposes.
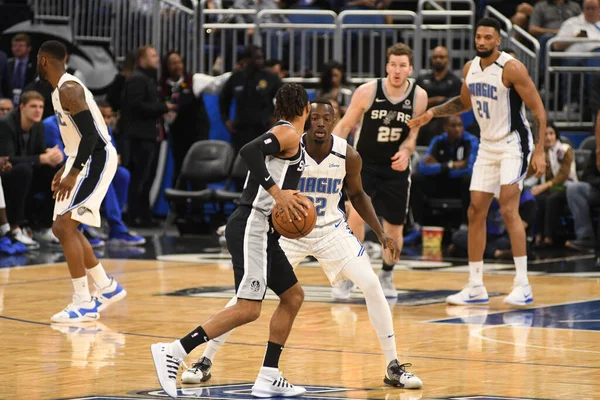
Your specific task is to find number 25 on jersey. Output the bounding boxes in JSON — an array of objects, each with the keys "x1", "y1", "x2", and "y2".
[
  {"x1": 476, "y1": 100, "x2": 490, "y2": 119},
  {"x1": 377, "y1": 127, "x2": 402, "y2": 142}
]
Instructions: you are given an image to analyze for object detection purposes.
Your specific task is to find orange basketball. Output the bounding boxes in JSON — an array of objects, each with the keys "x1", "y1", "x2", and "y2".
[{"x1": 272, "y1": 194, "x2": 317, "y2": 239}]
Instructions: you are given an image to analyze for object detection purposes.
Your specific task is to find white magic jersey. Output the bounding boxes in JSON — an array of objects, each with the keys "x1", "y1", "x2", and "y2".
[
  {"x1": 466, "y1": 52, "x2": 531, "y2": 142},
  {"x1": 51, "y1": 73, "x2": 112, "y2": 158},
  {"x1": 298, "y1": 134, "x2": 347, "y2": 238}
]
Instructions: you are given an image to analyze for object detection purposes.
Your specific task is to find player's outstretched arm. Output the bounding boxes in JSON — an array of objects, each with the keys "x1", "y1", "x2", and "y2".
[
  {"x1": 238, "y1": 126, "x2": 310, "y2": 222},
  {"x1": 54, "y1": 81, "x2": 100, "y2": 202},
  {"x1": 332, "y1": 82, "x2": 374, "y2": 139},
  {"x1": 408, "y1": 61, "x2": 473, "y2": 130},
  {"x1": 344, "y1": 145, "x2": 400, "y2": 262},
  {"x1": 504, "y1": 59, "x2": 547, "y2": 178}
]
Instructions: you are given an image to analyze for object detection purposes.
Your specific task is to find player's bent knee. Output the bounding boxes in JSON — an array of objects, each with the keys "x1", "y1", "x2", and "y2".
[
  {"x1": 235, "y1": 299, "x2": 262, "y2": 323},
  {"x1": 279, "y1": 283, "x2": 304, "y2": 310},
  {"x1": 52, "y1": 216, "x2": 77, "y2": 240}
]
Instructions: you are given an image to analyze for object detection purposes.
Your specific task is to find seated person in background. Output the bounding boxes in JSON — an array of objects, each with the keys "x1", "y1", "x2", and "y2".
[
  {"x1": 317, "y1": 61, "x2": 354, "y2": 116},
  {"x1": 416, "y1": 46, "x2": 462, "y2": 145},
  {"x1": 410, "y1": 116, "x2": 478, "y2": 235},
  {"x1": 565, "y1": 138, "x2": 600, "y2": 252},
  {"x1": 0, "y1": 163, "x2": 28, "y2": 254},
  {"x1": 451, "y1": 191, "x2": 536, "y2": 259},
  {"x1": 554, "y1": 0, "x2": 600, "y2": 53},
  {"x1": 529, "y1": 0, "x2": 581, "y2": 39},
  {"x1": 0, "y1": 98, "x2": 13, "y2": 116},
  {"x1": 43, "y1": 101, "x2": 145, "y2": 247},
  {"x1": 526, "y1": 122, "x2": 577, "y2": 248},
  {"x1": 0, "y1": 90, "x2": 63, "y2": 248}
]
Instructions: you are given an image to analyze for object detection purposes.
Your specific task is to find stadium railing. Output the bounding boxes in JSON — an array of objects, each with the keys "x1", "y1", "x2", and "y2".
[
  {"x1": 338, "y1": 10, "x2": 418, "y2": 84},
  {"x1": 416, "y1": 0, "x2": 475, "y2": 73},
  {"x1": 545, "y1": 37, "x2": 600, "y2": 129}
]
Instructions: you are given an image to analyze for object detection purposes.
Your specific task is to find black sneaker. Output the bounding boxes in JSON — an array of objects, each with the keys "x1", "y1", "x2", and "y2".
[
  {"x1": 181, "y1": 356, "x2": 212, "y2": 384},
  {"x1": 384, "y1": 360, "x2": 423, "y2": 389}
]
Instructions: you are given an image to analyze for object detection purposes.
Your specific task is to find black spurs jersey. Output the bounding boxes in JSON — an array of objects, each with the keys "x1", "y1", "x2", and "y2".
[
  {"x1": 355, "y1": 78, "x2": 418, "y2": 165},
  {"x1": 238, "y1": 121, "x2": 305, "y2": 214}
]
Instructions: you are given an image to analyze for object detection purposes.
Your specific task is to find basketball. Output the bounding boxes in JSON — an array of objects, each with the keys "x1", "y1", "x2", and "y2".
[{"x1": 272, "y1": 194, "x2": 317, "y2": 239}]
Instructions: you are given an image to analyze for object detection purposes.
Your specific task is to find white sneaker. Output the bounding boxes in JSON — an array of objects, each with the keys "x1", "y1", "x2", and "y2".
[
  {"x1": 378, "y1": 270, "x2": 398, "y2": 298},
  {"x1": 92, "y1": 278, "x2": 127, "y2": 312},
  {"x1": 181, "y1": 356, "x2": 212, "y2": 384},
  {"x1": 331, "y1": 280, "x2": 357, "y2": 300},
  {"x1": 251, "y1": 368, "x2": 306, "y2": 398},
  {"x1": 503, "y1": 283, "x2": 533, "y2": 306},
  {"x1": 11, "y1": 228, "x2": 40, "y2": 249},
  {"x1": 151, "y1": 342, "x2": 182, "y2": 399},
  {"x1": 446, "y1": 284, "x2": 489, "y2": 305},
  {"x1": 34, "y1": 228, "x2": 60, "y2": 244},
  {"x1": 51, "y1": 295, "x2": 99, "y2": 323},
  {"x1": 384, "y1": 360, "x2": 423, "y2": 389}
]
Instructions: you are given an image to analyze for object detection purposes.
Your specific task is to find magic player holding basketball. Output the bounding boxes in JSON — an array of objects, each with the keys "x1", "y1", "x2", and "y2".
[{"x1": 180, "y1": 99, "x2": 423, "y2": 391}]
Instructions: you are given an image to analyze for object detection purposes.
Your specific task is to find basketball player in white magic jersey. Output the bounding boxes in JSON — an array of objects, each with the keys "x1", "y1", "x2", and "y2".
[
  {"x1": 37, "y1": 41, "x2": 126, "y2": 323},
  {"x1": 409, "y1": 18, "x2": 547, "y2": 306},
  {"x1": 180, "y1": 99, "x2": 423, "y2": 390}
]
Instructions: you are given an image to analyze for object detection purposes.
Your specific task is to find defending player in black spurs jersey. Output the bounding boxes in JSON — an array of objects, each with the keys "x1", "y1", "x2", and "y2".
[
  {"x1": 151, "y1": 83, "x2": 312, "y2": 399},
  {"x1": 332, "y1": 43, "x2": 428, "y2": 298},
  {"x1": 37, "y1": 40, "x2": 125, "y2": 324}
]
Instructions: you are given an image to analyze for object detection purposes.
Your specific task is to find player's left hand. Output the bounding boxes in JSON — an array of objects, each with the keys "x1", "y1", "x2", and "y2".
[
  {"x1": 54, "y1": 174, "x2": 77, "y2": 202},
  {"x1": 391, "y1": 149, "x2": 410, "y2": 171},
  {"x1": 379, "y1": 233, "x2": 400, "y2": 263},
  {"x1": 531, "y1": 149, "x2": 546, "y2": 178}
]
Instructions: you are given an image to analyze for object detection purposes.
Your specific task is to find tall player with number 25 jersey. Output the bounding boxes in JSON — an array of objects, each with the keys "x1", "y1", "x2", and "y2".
[
  {"x1": 409, "y1": 18, "x2": 547, "y2": 306},
  {"x1": 333, "y1": 43, "x2": 428, "y2": 299}
]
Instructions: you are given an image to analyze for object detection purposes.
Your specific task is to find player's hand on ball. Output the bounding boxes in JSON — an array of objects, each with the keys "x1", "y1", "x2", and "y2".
[
  {"x1": 407, "y1": 109, "x2": 433, "y2": 129},
  {"x1": 273, "y1": 190, "x2": 310, "y2": 222},
  {"x1": 391, "y1": 149, "x2": 410, "y2": 171},
  {"x1": 54, "y1": 174, "x2": 77, "y2": 202},
  {"x1": 531, "y1": 149, "x2": 546, "y2": 178},
  {"x1": 379, "y1": 233, "x2": 400, "y2": 262}
]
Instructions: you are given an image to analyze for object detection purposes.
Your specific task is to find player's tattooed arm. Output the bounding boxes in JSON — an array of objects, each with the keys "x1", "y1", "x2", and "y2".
[
  {"x1": 430, "y1": 96, "x2": 468, "y2": 117},
  {"x1": 58, "y1": 81, "x2": 89, "y2": 114}
]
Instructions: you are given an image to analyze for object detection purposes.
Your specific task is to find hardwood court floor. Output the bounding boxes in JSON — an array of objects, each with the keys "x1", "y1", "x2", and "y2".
[{"x1": 1, "y1": 258, "x2": 599, "y2": 400}]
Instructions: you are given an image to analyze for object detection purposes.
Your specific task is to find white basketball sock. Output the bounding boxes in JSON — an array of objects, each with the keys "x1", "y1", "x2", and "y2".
[
  {"x1": 87, "y1": 262, "x2": 112, "y2": 289},
  {"x1": 202, "y1": 296, "x2": 238, "y2": 361},
  {"x1": 513, "y1": 256, "x2": 529, "y2": 285},
  {"x1": 72, "y1": 276, "x2": 92, "y2": 303},
  {"x1": 469, "y1": 261, "x2": 484, "y2": 286},
  {"x1": 341, "y1": 258, "x2": 397, "y2": 364}
]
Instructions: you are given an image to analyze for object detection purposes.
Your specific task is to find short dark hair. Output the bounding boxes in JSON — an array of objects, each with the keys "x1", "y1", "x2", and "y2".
[
  {"x1": 476, "y1": 17, "x2": 501, "y2": 34},
  {"x1": 387, "y1": 43, "x2": 413, "y2": 65},
  {"x1": 240, "y1": 45, "x2": 261, "y2": 61},
  {"x1": 265, "y1": 59, "x2": 282, "y2": 68},
  {"x1": 39, "y1": 40, "x2": 67, "y2": 61},
  {"x1": 547, "y1": 121, "x2": 560, "y2": 139},
  {"x1": 20, "y1": 90, "x2": 44, "y2": 106},
  {"x1": 12, "y1": 33, "x2": 31, "y2": 46},
  {"x1": 96, "y1": 100, "x2": 112, "y2": 109},
  {"x1": 311, "y1": 98, "x2": 334, "y2": 113},
  {"x1": 274, "y1": 83, "x2": 309, "y2": 121}
]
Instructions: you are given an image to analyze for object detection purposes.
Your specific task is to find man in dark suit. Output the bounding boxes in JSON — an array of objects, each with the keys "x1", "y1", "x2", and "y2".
[
  {"x1": 0, "y1": 91, "x2": 63, "y2": 248},
  {"x1": 8, "y1": 33, "x2": 36, "y2": 106},
  {"x1": 121, "y1": 45, "x2": 175, "y2": 227},
  {"x1": 0, "y1": 50, "x2": 11, "y2": 99}
]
